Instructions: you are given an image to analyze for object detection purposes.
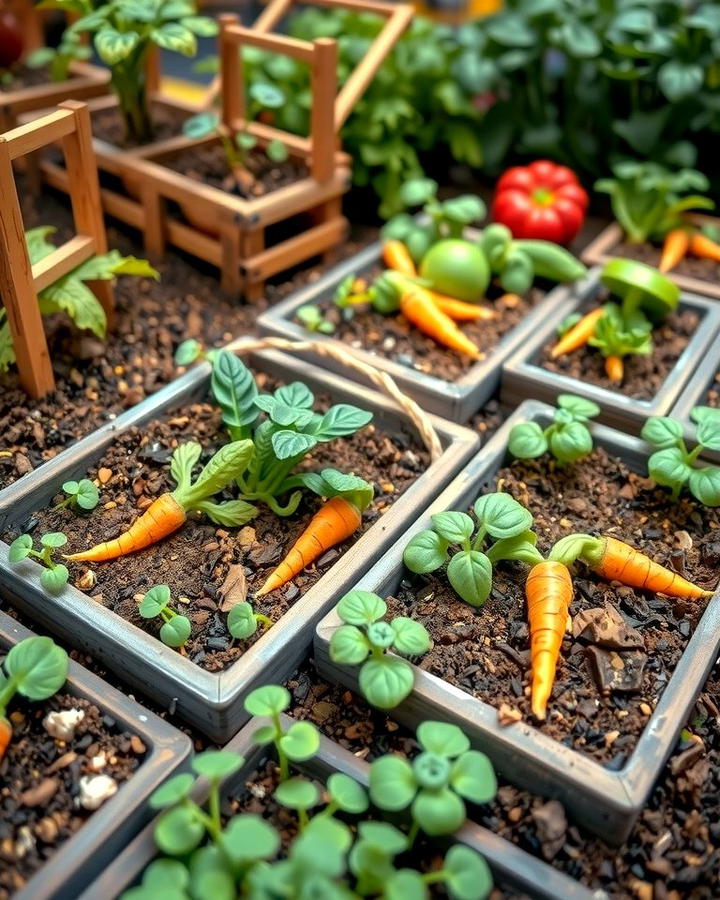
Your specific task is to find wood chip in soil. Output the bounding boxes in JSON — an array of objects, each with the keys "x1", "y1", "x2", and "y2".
[
  {"x1": 0, "y1": 691, "x2": 144, "y2": 899},
  {"x1": 382, "y1": 447, "x2": 719, "y2": 763},
  {"x1": 11, "y1": 375, "x2": 429, "y2": 673}
]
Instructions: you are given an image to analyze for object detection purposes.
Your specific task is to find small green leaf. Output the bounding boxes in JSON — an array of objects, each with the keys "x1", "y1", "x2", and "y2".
[
  {"x1": 403, "y1": 530, "x2": 449, "y2": 573},
  {"x1": 250, "y1": 82, "x2": 285, "y2": 109},
  {"x1": 8, "y1": 535, "x2": 33, "y2": 563},
  {"x1": 386, "y1": 869, "x2": 428, "y2": 900},
  {"x1": 266, "y1": 138, "x2": 288, "y2": 163},
  {"x1": 155, "y1": 806, "x2": 205, "y2": 856},
  {"x1": 244, "y1": 684, "x2": 290, "y2": 717},
  {"x1": 359, "y1": 655, "x2": 414, "y2": 709},
  {"x1": 182, "y1": 112, "x2": 219, "y2": 139},
  {"x1": 508, "y1": 422, "x2": 548, "y2": 459},
  {"x1": 279, "y1": 721, "x2": 320, "y2": 762},
  {"x1": 366, "y1": 621, "x2": 395, "y2": 649},
  {"x1": 95, "y1": 28, "x2": 139, "y2": 65},
  {"x1": 549, "y1": 421, "x2": 593, "y2": 463},
  {"x1": 251, "y1": 724, "x2": 276, "y2": 746},
  {"x1": 696, "y1": 420, "x2": 720, "y2": 452},
  {"x1": 40, "y1": 532, "x2": 68, "y2": 549},
  {"x1": 641, "y1": 416, "x2": 684, "y2": 450},
  {"x1": 151, "y1": 23, "x2": 197, "y2": 56},
  {"x1": 326, "y1": 773, "x2": 368, "y2": 813},
  {"x1": 315, "y1": 404, "x2": 373, "y2": 440},
  {"x1": 180, "y1": 15, "x2": 218, "y2": 37},
  {"x1": 430, "y1": 511, "x2": 474, "y2": 545},
  {"x1": 174, "y1": 338, "x2": 203, "y2": 366},
  {"x1": 5, "y1": 636, "x2": 68, "y2": 700},
  {"x1": 369, "y1": 755, "x2": 416, "y2": 811},
  {"x1": 142, "y1": 858, "x2": 190, "y2": 892},
  {"x1": 447, "y1": 550, "x2": 492, "y2": 606},
  {"x1": 399, "y1": 177, "x2": 437, "y2": 207},
  {"x1": 390, "y1": 617, "x2": 431, "y2": 656},
  {"x1": 648, "y1": 447, "x2": 693, "y2": 491},
  {"x1": 271, "y1": 430, "x2": 317, "y2": 460},
  {"x1": 330, "y1": 624, "x2": 371, "y2": 665},
  {"x1": 160, "y1": 615, "x2": 191, "y2": 648},
  {"x1": 275, "y1": 777, "x2": 320, "y2": 811},
  {"x1": 40, "y1": 565, "x2": 69, "y2": 594},
  {"x1": 336, "y1": 589, "x2": 386, "y2": 625},
  {"x1": 486, "y1": 530, "x2": 543, "y2": 566},
  {"x1": 688, "y1": 467, "x2": 720, "y2": 507},
  {"x1": 139, "y1": 585, "x2": 171, "y2": 618},
  {"x1": 227, "y1": 602, "x2": 258, "y2": 639},
  {"x1": 149, "y1": 772, "x2": 195, "y2": 809},
  {"x1": 219, "y1": 814, "x2": 279, "y2": 864},
  {"x1": 210, "y1": 351, "x2": 259, "y2": 434},
  {"x1": 691, "y1": 406, "x2": 720, "y2": 427},
  {"x1": 274, "y1": 382, "x2": 314, "y2": 409},
  {"x1": 74, "y1": 479, "x2": 99, "y2": 510},
  {"x1": 417, "y1": 721, "x2": 470, "y2": 758},
  {"x1": 444, "y1": 844, "x2": 493, "y2": 900},
  {"x1": 450, "y1": 750, "x2": 497, "y2": 804},
  {"x1": 412, "y1": 786, "x2": 465, "y2": 836},
  {"x1": 557, "y1": 394, "x2": 600, "y2": 421},
  {"x1": 192, "y1": 749, "x2": 245, "y2": 779},
  {"x1": 188, "y1": 845, "x2": 234, "y2": 900}
]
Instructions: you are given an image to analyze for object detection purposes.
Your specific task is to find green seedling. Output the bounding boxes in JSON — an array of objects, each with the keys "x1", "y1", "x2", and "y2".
[
  {"x1": 508, "y1": 395, "x2": 600, "y2": 465},
  {"x1": 244, "y1": 684, "x2": 320, "y2": 781},
  {"x1": 138, "y1": 585, "x2": 192, "y2": 649},
  {"x1": 55, "y1": 479, "x2": 99, "y2": 512},
  {"x1": 370, "y1": 720, "x2": 496, "y2": 841},
  {"x1": 329, "y1": 589, "x2": 431, "y2": 709},
  {"x1": 641, "y1": 407, "x2": 720, "y2": 506},
  {"x1": 226, "y1": 602, "x2": 272, "y2": 641},
  {"x1": 404, "y1": 492, "x2": 542, "y2": 607},
  {"x1": 173, "y1": 338, "x2": 207, "y2": 367},
  {"x1": 8, "y1": 532, "x2": 70, "y2": 594},
  {"x1": 296, "y1": 303, "x2": 336, "y2": 334},
  {"x1": 25, "y1": 29, "x2": 91, "y2": 82}
]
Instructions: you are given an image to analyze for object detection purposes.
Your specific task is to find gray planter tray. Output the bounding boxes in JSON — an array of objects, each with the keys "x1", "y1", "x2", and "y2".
[
  {"x1": 314, "y1": 401, "x2": 720, "y2": 843},
  {"x1": 0, "y1": 349, "x2": 478, "y2": 743},
  {"x1": 0, "y1": 609, "x2": 192, "y2": 900},
  {"x1": 257, "y1": 238, "x2": 585, "y2": 423},
  {"x1": 80, "y1": 713, "x2": 603, "y2": 900},
  {"x1": 501, "y1": 268, "x2": 720, "y2": 435}
]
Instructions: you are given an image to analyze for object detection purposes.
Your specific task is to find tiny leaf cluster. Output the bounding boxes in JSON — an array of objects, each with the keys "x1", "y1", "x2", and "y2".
[
  {"x1": 55, "y1": 479, "x2": 100, "y2": 512},
  {"x1": 8, "y1": 532, "x2": 70, "y2": 594},
  {"x1": 138, "y1": 586, "x2": 192, "y2": 648},
  {"x1": 508, "y1": 395, "x2": 600, "y2": 465}
]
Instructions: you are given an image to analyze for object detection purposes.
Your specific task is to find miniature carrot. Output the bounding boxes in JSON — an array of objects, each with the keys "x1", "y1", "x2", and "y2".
[
  {"x1": 604, "y1": 354, "x2": 623, "y2": 382},
  {"x1": 383, "y1": 240, "x2": 417, "y2": 277},
  {"x1": 0, "y1": 716, "x2": 10, "y2": 762},
  {"x1": 550, "y1": 534, "x2": 713, "y2": 600},
  {"x1": 256, "y1": 495, "x2": 363, "y2": 596},
  {"x1": 659, "y1": 228, "x2": 689, "y2": 273},
  {"x1": 550, "y1": 307, "x2": 605, "y2": 358},
  {"x1": 400, "y1": 289, "x2": 482, "y2": 360},
  {"x1": 526, "y1": 560, "x2": 573, "y2": 720},
  {"x1": 689, "y1": 232, "x2": 720, "y2": 263},
  {"x1": 429, "y1": 292, "x2": 496, "y2": 322}
]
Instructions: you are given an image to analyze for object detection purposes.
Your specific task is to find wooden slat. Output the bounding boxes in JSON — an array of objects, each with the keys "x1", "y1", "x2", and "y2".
[
  {"x1": 5, "y1": 108, "x2": 75, "y2": 160},
  {"x1": 165, "y1": 219, "x2": 222, "y2": 266},
  {"x1": 243, "y1": 216, "x2": 348, "y2": 282},
  {"x1": 220, "y1": 13, "x2": 244, "y2": 128},
  {"x1": 253, "y1": 0, "x2": 294, "y2": 32},
  {"x1": 31, "y1": 235, "x2": 96, "y2": 293},
  {"x1": 224, "y1": 23, "x2": 316, "y2": 63},
  {"x1": 247, "y1": 170, "x2": 348, "y2": 226},
  {"x1": 310, "y1": 38, "x2": 338, "y2": 182}
]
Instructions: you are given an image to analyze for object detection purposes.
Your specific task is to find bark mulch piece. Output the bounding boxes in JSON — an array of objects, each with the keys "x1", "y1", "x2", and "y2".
[
  {"x1": 539, "y1": 307, "x2": 698, "y2": 401},
  {"x1": 0, "y1": 692, "x2": 145, "y2": 899},
  {"x1": 12, "y1": 377, "x2": 429, "y2": 673}
]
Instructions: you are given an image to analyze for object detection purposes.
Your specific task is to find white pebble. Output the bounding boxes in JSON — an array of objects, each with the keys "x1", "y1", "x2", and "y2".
[
  {"x1": 43, "y1": 708, "x2": 85, "y2": 741},
  {"x1": 78, "y1": 775, "x2": 118, "y2": 810},
  {"x1": 89, "y1": 753, "x2": 107, "y2": 772}
]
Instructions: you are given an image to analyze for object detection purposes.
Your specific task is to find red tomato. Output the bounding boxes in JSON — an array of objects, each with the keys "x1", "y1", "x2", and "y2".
[
  {"x1": 0, "y1": 10, "x2": 23, "y2": 69},
  {"x1": 492, "y1": 160, "x2": 589, "y2": 245}
]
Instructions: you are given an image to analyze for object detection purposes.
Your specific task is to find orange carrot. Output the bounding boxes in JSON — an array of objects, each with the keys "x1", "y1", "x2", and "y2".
[
  {"x1": 689, "y1": 232, "x2": 720, "y2": 263},
  {"x1": 591, "y1": 536, "x2": 712, "y2": 599},
  {"x1": 256, "y1": 496, "x2": 362, "y2": 596},
  {"x1": 0, "y1": 717, "x2": 10, "y2": 762},
  {"x1": 383, "y1": 240, "x2": 417, "y2": 277},
  {"x1": 659, "y1": 228, "x2": 689, "y2": 273},
  {"x1": 526, "y1": 560, "x2": 573, "y2": 720},
  {"x1": 550, "y1": 307, "x2": 605, "y2": 358},
  {"x1": 429, "y1": 292, "x2": 496, "y2": 322},
  {"x1": 604, "y1": 355, "x2": 623, "y2": 382},
  {"x1": 66, "y1": 493, "x2": 186, "y2": 563},
  {"x1": 400, "y1": 290, "x2": 482, "y2": 360}
]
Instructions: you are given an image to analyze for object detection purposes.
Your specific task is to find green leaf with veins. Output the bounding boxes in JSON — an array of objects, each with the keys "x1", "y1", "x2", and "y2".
[
  {"x1": 447, "y1": 550, "x2": 492, "y2": 606},
  {"x1": 210, "y1": 351, "x2": 259, "y2": 437},
  {"x1": 431, "y1": 511, "x2": 474, "y2": 544},
  {"x1": 403, "y1": 530, "x2": 449, "y2": 573},
  {"x1": 641, "y1": 416, "x2": 685, "y2": 449},
  {"x1": 330, "y1": 625, "x2": 371, "y2": 664},
  {"x1": 508, "y1": 421, "x2": 548, "y2": 459},
  {"x1": 486, "y1": 530, "x2": 543, "y2": 565},
  {"x1": 170, "y1": 442, "x2": 202, "y2": 492},
  {"x1": 391, "y1": 617, "x2": 431, "y2": 656},
  {"x1": 688, "y1": 467, "x2": 720, "y2": 506},
  {"x1": 473, "y1": 493, "x2": 532, "y2": 539},
  {"x1": 336, "y1": 589, "x2": 386, "y2": 625},
  {"x1": 359, "y1": 655, "x2": 415, "y2": 708},
  {"x1": 3, "y1": 636, "x2": 68, "y2": 701},
  {"x1": 40, "y1": 566, "x2": 69, "y2": 594},
  {"x1": 194, "y1": 499, "x2": 258, "y2": 527}
]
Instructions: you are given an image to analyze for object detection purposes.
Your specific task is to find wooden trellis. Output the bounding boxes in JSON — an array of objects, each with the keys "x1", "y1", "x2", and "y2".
[{"x1": 0, "y1": 100, "x2": 113, "y2": 398}]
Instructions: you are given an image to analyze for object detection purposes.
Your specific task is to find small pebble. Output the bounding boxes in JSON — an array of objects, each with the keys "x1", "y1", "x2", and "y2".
[
  {"x1": 44, "y1": 708, "x2": 85, "y2": 741},
  {"x1": 78, "y1": 775, "x2": 118, "y2": 810}
]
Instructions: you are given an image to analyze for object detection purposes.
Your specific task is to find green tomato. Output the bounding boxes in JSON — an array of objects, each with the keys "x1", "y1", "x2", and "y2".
[{"x1": 419, "y1": 240, "x2": 490, "y2": 303}]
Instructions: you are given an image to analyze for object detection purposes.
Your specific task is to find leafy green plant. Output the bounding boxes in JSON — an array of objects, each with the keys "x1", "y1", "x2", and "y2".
[
  {"x1": 595, "y1": 162, "x2": 714, "y2": 243},
  {"x1": 641, "y1": 407, "x2": 720, "y2": 506},
  {"x1": 329, "y1": 590, "x2": 431, "y2": 709},
  {"x1": 404, "y1": 492, "x2": 542, "y2": 607},
  {"x1": 8, "y1": 532, "x2": 70, "y2": 594},
  {"x1": 508, "y1": 395, "x2": 600, "y2": 465},
  {"x1": 46, "y1": 0, "x2": 217, "y2": 143},
  {"x1": 55, "y1": 478, "x2": 99, "y2": 512},
  {"x1": 296, "y1": 303, "x2": 336, "y2": 335},
  {"x1": 369, "y1": 720, "x2": 496, "y2": 843},
  {"x1": 25, "y1": 29, "x2": 92, "y2": 82},
  {"x1": 244, "y1": 684, "x2": 320, "y2": 781},
  {"x1": 138, "y1": 585, "x2": 192, "y2": 649},
  {"x1": 0, "y1": 227, "x2": 158, "y2": 374}
]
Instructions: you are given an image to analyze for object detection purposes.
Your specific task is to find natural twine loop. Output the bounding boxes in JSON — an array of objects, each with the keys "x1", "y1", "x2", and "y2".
[{"x1": 229, "y1": 336, "x2": 443, "y2": 461}]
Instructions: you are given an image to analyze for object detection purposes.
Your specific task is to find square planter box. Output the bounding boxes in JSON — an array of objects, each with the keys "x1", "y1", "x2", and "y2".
[
  {"x1": 257, "y1": 238, "x2": 582, "y2": 423},
  {"x1": 314, "y1": 400, "x2": 720, "y2": 844},
  {"x1": 501, "y1": 269, "x2": 720, "y2": 435},
  {"x1": 0, "y1": 348, "x2": 478, "y2": 742},
  {"x1": 670, "y1": 337, "x2": 720, "y2": 462},
  {"x1": 0, "y1": 609, "x2": 192, "y2": 900},
  {"x1": 79, "y1": 713, "x2": 601, "y2": 900},
  {"x1": 581, "y1": 214, "x2": 720, "y2": 300}
]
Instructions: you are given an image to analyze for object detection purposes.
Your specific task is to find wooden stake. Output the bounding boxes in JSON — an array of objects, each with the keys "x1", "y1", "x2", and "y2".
[
  {"x1": 219, "y1": 13, "x2": 243, "y2": 130},
  {"x1": 310, "y1": 38, "x2": 338, "y2": 183}
]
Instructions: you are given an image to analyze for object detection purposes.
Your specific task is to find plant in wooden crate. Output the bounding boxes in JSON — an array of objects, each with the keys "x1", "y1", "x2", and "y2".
[
  {"x1": 24, "y1": 26, "x2": 92, "y2": 83},
  {"x1": 51, "y1": 0, "x2": 217, "y2": 142}
]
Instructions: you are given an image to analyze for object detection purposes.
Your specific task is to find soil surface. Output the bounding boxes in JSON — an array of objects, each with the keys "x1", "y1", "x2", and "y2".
[
  {"x1": 539, "y1": 304, "x2": 698, "y2": 401},
  {"x1": 306, "y1": 277, "x2": 546, "y2": 382},
  {"x1": 704, "y1": 370, "x2": 720, "y2": 408},
  {"x1": 89, "y1": 102, "x2": 186, "y2": 149},
  {"x1": 612, "y1": 237, "x2": 720, "y2": 286},
  {"x1": 380, "y1": 446, "x2": 719, "y2": 762},
  {"x1": 12, "y1": 379, "x2": 429, "y2": 673},
  {"x1": 164, "y1": 142, "x2": 308, "y2": 199},
  {"x1": 469, "y1": 395, "x2": 506, "y2": 446},
  {"x1": 0, "y1": 691, "x2": 144, "y2": 898},
  {"x1": 0, "y1": 64, "x2": 59, "y2": 92}
]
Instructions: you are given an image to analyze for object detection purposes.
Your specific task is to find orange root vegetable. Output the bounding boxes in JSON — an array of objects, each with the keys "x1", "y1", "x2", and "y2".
[
  {"x1": 526, "y1": 560, "x2": 573, "y2": 720},
  {"x1": 65, "y1": 493, "x2": 187, "y2": 563},
  {"x1": 689, "y1": 232, "x2": 720, "y2": 263},
  {"x1": 0, "y1": 717, "x2": 10, "y2": 762},
  {"x1": 550, "y1": 307, "x2": 605, "y2": 358},
  {"x1": 256, "y1": 496, "x2": 362, "y2": 596},
  {"x1": 591, "y1": 536, "x2": 713, "y2": 600},
  {"x1": 605, "y1": 355, "x2": 623, "y2": 382},
  {"x1": 429, "y1": 292, "x2": 496, "y2": 321},
  {"x1": 382, "y1": 240, "x2": 417, "y2": 277},
  {"x1": 400, "y1": 290, "x2": 482, "y2": 360},
  {"x1": 659, "y1": 228, "x2": 689, "y2": 273}
]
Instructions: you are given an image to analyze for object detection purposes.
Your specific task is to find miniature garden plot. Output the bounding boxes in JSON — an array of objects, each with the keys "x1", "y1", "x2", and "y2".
[
  {"x1": 315, "y1": 400, "x2": 720, "y2": 842},
  {"x1": 501, "y1": 263, "x2": 720, "y2": 434},
  {"x1": 0, "y1": 349, "x2": 476, "y2": 740},
  {"x1": 0, "y1": 610, "x2": 191, "y2": 900}
]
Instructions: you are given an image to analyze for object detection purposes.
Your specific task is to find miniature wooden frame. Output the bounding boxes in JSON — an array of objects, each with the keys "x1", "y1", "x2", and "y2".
[{"x1": 0, "y1": 100, "x2": 113, "y2": 398}]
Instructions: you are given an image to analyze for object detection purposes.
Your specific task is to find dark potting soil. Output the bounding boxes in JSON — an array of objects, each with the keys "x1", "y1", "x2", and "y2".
[
  {"x1": 539, "y1": 305, "x2": 698, "y2": 401},
  {"x1": 613, "y1": 237, "x2": 720, "y2": 286},
  {"x1": 285, "y1": 660, "x2": 720, "y2": 897},
  {"x1": 0, "y1": 691, "x2": 144, "y2": 898},
  {"x1": 381, "y1": 446, "x2": 719, "y2": 764},
  {"x1": 164, "y1": 142, "x2": 308, "y2": 199},
  {"x1": 89, "y1": 101, "x2": 185, "y2": 149},
  {"x1": 15, "y1": 380, "x2": 429, "y2": 673},
  {"x1": 0, "y1": 64, "x2": 60, "y2": 92},
  {"x1": 307, "y1": 282, "x2": 546, "y2": 382},
  {"x1": 704, "y1": 370, "x2": 720, "y2": 409},
  {"x1": 469, "y1": 395, "x2": 506, "y2": 447}
]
